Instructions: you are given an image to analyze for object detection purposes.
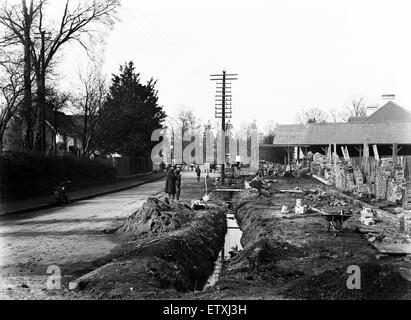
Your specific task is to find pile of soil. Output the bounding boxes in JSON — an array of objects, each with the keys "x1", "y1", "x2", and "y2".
[
  {"x1": 72, "y1": 198, "x2": 228, "y2": 299},
  {"x1": 118, "y1": 196, "x2": 196, "y2": 239},
  {"x1": 282, "y1": 263, "x2": 411, "y2": 300}
]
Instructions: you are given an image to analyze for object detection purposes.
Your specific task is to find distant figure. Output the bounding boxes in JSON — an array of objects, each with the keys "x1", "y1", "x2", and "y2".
[
  {"x1": 204, "y1": 162, "x2": 210, "y2": 178},
  {"x1": 165, "y1": 165, "x2": 176, "y2": 199},
  {"x1": 175, "y1": 166, "x2": 182, "y2": 201},
  {"x1": 195, "y1": 165, "x2": 201, "y2": 182}
]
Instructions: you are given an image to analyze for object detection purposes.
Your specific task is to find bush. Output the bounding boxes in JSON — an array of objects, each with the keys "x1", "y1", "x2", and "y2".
[{"x1": 0, "y1": 152, "x2": 117, "y2": 202}]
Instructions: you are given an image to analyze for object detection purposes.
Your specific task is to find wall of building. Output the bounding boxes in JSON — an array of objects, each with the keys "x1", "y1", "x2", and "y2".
[{"x1": 259, "y1": 145, "x2": 287, "y2": 163}]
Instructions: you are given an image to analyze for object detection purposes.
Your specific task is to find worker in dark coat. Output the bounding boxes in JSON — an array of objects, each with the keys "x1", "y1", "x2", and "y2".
[
  {"x1": 195, "y1": 165, "x2": 201, "y2": 182},
  {"x1": 175, "y1": 166, "x2": 182, "y2": 201},
  {"x1": 165, "y1": 165, "x2": 177, "y2": 199}
]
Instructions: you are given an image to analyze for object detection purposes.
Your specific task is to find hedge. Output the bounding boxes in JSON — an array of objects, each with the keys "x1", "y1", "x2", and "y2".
[{"x1": 0, "y1": 152, "x2": 117, "y2": 202}]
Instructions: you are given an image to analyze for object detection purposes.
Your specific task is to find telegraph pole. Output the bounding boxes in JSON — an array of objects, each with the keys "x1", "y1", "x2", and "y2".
[{"x1": 210, "y1": 70, "x2": 238, "y2": 185}]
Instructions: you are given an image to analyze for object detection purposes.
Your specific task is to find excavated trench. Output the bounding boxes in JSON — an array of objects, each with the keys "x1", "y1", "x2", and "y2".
[
  {"x1": 203, "y1": 190, "x2": 252, "y2": 290},
  {"x1": 191, "y1": 178, "x2": 411, "y2": 300},
  {"x1": 68, "y1": 196, "x2": 229, "y2": 299},
  {"x1": 203, "y1": 209, "x2": 243, "y2": 289}
]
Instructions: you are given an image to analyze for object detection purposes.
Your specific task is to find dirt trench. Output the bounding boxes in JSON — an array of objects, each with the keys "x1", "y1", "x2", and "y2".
[
  {"x1": 68, "y1": 196, "x2": 227, "y2": 299},
  {"x1": 189, "y1": 177, "x2": 411, "y2": 300}
]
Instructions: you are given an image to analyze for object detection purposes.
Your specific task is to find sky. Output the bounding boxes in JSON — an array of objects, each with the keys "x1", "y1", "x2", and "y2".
[{"x1": 38, "y1": 0, "x2": 411, "y2": 128}]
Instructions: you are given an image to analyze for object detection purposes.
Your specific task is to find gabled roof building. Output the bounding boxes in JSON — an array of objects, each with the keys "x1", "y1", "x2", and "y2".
[{"x1": 272, "y1": 101, "x2": 411, "y2": 160}]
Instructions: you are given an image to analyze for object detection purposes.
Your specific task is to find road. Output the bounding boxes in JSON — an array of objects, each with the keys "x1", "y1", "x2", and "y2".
[{"x1": 0, "y1": 171, "x2": 214, "y2": 299}]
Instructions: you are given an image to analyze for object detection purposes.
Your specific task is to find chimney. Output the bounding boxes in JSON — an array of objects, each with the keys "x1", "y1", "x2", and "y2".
[
  {"x1": 366, "y1": 104, "x2": 379, "y2": 117},
  {"x1": 365, "y1": 94, "x2": 395, "y2": 117},
  {"x1": 381, "y1": 94, "x2": 395, "y2": 103}
]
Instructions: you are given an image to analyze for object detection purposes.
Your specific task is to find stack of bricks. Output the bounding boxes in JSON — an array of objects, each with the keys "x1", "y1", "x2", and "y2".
[{"x1": 354, "y1": 167, "x2": 365, "y2": 194}]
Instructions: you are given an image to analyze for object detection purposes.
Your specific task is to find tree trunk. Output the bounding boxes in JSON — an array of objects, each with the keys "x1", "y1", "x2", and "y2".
[
  {"x1": 22, "y1": 0, "x2": 34, "y2": 150},
  {"x1": 83, "y1": 108, "x2": 88, "y2": 158}
]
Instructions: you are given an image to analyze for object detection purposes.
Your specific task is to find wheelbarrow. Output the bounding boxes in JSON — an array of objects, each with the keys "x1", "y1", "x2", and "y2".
[{"x1": 312, "y1": 208, "x2": 354, "y2": 235}]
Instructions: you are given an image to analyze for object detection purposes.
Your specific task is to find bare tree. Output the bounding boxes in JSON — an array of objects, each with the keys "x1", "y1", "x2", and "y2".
[
  {"x1": 75, "y1": 64, "x2": 107, "y2": 158},
  {"x1": 341, "y1": 96, "x2": 366, "y2": 121},
  {"x1": 0, "y1": 0, "x2": 121, "y2": 151},
  {"x1": 0, "y1": 0, "x2": 41, "y2": 149},
  {"x1": 329, "y1": 108, "x2": 341, "y2": 123},
  {"x1": 296, "y1": 108, "x2": 329, "y2": 124},
  {"x1": 176, "y1": 106, "x2": 200, "y2": 133},
  {"x1": 0, "y1": 55, "x2": 24, "y2": 153},
  {"x1": 174, "y1": 106, "x2": 201, "y2": 164},
  {"x1": 261, "y1": 120, "x2": 276, "y2": 144}
]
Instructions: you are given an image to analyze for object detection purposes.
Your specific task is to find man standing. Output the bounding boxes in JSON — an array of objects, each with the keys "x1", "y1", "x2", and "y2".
[
  {"x1": 175, "y1": 166, "x2": 182, "y2": 201},
  {"x1": 165, "y1": 165, "x2": 176, "y2": 199},
  {"x1": 195, "y1": 165, "x2": 201, "y2": 183}
]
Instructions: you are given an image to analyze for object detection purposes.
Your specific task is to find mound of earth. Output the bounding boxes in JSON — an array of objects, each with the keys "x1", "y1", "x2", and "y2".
[
  {"x1": 118, "y1": 196, "x2": 196, "y2": 239},
  {"x1": 282, "y1": 263, "x2": 411, "y2": 300},
  {"x1": 71, "y1": 198, "x2": 228, "y2": 299}
]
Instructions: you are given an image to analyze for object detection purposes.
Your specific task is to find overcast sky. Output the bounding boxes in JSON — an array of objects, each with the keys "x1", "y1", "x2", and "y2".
[{"x1": 52, "y1": 0, "x2": 411, "y2": 128}]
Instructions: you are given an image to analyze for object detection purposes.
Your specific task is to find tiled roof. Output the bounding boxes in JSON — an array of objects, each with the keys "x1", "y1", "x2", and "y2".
[
  {"x1": 273, "y1": 101, "x2": 411, "y2": 146},
  {"x1": 366, "y1": 101, "x2": 411, "y2": 122},
  {"x1": 273, "y1": 121, "x2": 411, "y2": 146}
]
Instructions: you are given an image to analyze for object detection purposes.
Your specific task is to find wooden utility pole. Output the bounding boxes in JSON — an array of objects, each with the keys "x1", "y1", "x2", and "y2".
[
  {"x1": 393, "y1": 143, "x2": 398, "y2": 164},
  {"x1": 210, "y1": 71, "x2": 238, "y2": 185}
]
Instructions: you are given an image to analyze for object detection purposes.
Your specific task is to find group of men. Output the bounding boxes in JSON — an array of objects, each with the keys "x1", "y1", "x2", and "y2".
[
  {"x1": 165, "y1": 165, "x2": 182, "y2": 200},
  {"x1": 165, "y1": 165, "x2": 202, "y2": 200}
]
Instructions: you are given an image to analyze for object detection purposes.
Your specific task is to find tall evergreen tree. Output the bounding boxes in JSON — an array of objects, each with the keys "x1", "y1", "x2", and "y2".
[{"x1": 98, "y1": 62, "x2": 166, "y2": 157}]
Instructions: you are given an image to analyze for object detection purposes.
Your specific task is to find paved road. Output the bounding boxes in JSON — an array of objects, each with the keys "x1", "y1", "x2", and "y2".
[
  {"x1": 0, "y1": 171, "x2": 214, "y2": 299},
  {"x1": 0, "y1": 178, "x2": 168, "y2": 298}
]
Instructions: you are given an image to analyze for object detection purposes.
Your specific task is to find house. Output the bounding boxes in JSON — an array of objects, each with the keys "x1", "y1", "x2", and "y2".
[
  {"x1": 45, "y1": 110, "x2": 84, "y2": 155},
  {"x1": 2, "y1": 108, "x2": 84, "y2": 156},
  {"x1": 2, "y1": 116, "x2": 24, "y2": 152}
]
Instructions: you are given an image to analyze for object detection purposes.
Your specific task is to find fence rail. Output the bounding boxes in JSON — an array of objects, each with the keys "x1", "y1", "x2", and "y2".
[{"x1": 100, "y1": 157, "x2": 154, "y2": 177}]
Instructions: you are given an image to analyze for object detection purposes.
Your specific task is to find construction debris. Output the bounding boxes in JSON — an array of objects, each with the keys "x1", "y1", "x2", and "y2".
[{"x1": 360, "y1": 208, "x2": 375, "y2": 226}]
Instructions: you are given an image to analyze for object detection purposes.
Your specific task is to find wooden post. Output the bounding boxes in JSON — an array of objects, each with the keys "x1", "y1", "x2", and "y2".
[
  {"x1": 393, "y1": 143, "x2": 398, "y2": 164},
  {"x1": 288, "y1": 147, "x2": 291, "y2": 164}
]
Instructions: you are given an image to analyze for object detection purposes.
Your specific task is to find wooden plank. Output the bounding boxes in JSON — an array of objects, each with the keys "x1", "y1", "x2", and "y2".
[
  {"x1": 372, "y1": 243, "x2": 411, "y2": 255},
  {"x1": 280, "y1": 189, "x2": 304, "y2": 194},
  {"x1": 312, "y1": 174, "x2": 333, "y2": 186}
]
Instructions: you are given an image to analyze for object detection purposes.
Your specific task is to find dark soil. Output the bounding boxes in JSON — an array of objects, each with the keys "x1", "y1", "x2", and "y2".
[
  {"x1": 187, "y1": 177, "x2": 411, "y2": 300},
  {"x1": 69, "y1": 198, "x2": 227, "y2": 299}
]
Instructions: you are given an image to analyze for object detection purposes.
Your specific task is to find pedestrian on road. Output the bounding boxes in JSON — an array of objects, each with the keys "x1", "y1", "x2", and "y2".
[
  {"x1": 165, "y1": 165, "x2": 177, "y2": 199},
  {"x1": 195, "y1": 165, "x2": 201, "y2": 183},
  {"x1": 175, "y1": 166, "x2": 182, "y2": 201}
]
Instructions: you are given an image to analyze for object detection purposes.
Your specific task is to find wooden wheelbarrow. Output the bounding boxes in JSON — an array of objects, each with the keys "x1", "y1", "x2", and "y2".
[{"x1": 312, "y1": 208, "x2": 354, "y2": 234}]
